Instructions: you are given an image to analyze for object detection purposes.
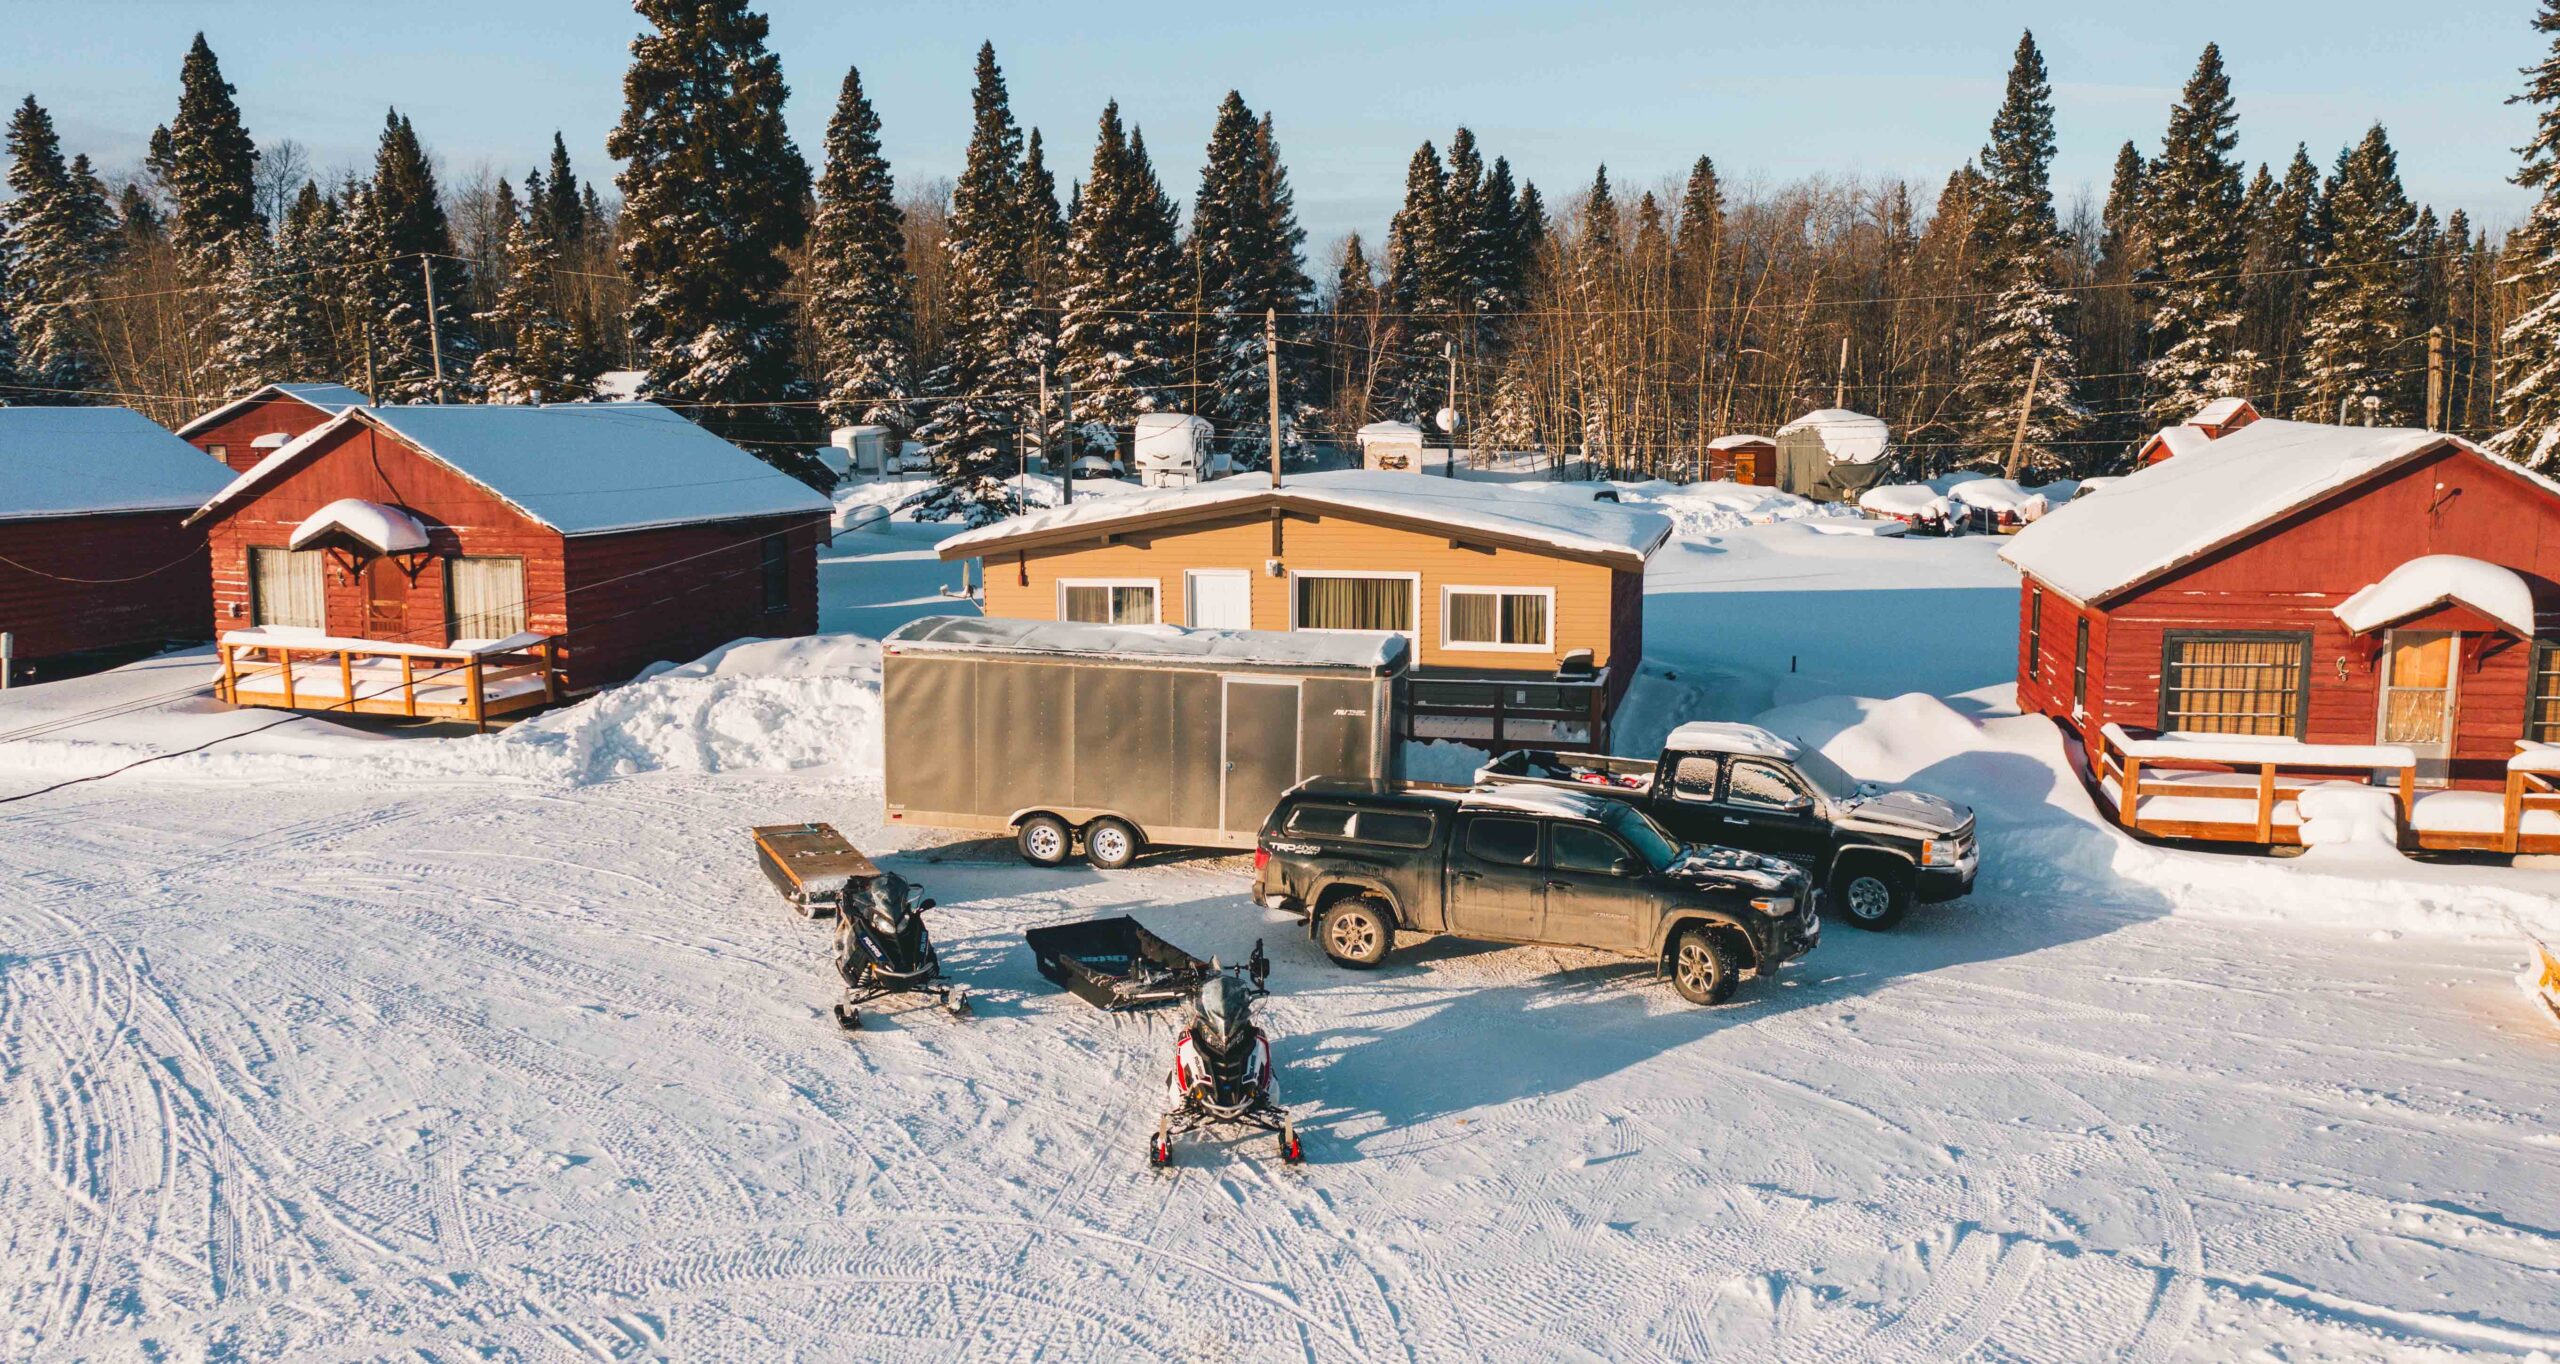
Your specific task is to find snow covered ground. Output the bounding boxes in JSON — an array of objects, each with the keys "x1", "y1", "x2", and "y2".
[{"x1": 3, "y1": 500, "x2": 2557, "y2": 1361}]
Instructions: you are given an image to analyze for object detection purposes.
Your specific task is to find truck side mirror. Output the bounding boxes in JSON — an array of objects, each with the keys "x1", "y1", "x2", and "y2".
[{"x1": 1610, "y1": 857, "x2": 1639, "y2": 878}]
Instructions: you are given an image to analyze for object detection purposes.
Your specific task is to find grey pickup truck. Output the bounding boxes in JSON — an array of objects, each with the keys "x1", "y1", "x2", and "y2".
[
  {"x1": 1476, "y1": 720, "x2": 1976, "y2": 930},
  {"x1": 1252, "y1": 779, "x2": 1818, "y2": 1005}
]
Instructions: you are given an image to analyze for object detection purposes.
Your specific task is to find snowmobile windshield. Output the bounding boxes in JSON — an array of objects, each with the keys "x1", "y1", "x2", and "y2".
[
  {"x1": 1193, "y1": 977, "x2": 1253, "y2": 1052},
  {"x1": 860, "y1": 875, "x2": 911, "y2": 933}
]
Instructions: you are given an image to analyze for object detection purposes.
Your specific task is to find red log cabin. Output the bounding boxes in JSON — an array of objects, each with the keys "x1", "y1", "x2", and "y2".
[
  {"x1": 2137, "y1": 396, "x2": 2260, "y2": 466},
  {"x1": 1704, "y1": 434, "x2": 1777, "y2": 485},
  {"x1": 186, "y1": 402, "x2": 834, "y2": 727},
  {"x1": 1, "y1": 408, "x2": 234, "y2": 680},
  {"x1": 2002, "y1": 417, "x2": 2560, "y2": 852},
  {"x1": 175, "y1": 381, "x2": 372, "y2": 473}
]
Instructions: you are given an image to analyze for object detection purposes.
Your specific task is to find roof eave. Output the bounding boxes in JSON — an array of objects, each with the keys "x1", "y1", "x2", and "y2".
[{"x1": 937, "y1": 489, "x2": 1654, "y2": 569}]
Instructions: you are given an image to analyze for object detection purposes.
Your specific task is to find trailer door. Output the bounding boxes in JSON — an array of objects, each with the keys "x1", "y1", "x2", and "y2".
[{"x1": 1222, "y1": 678, "x2": 1302, "y2": 834}]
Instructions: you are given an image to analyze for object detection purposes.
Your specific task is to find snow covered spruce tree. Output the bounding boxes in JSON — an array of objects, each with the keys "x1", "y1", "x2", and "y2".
[
  {"x1": 2294, "y1": 125, "x2": 2417, "y2": 424},
  {"x1": 265, "y1": 182, "x2": 344, "y2": 383},
  {"x1": 2243, "y1": 146, "x2": 2324, "y2": 405},
  {"x1": 1191, "y1": 94, "x2": 1313, "y2": 459},
  {"x1": 2141, "y1": 44, "x2": 2253, "y2": 426},
  {"x1": 1383, "y1": 142, "x2": 1459, "y2": 421},
  {"x1": 1017, "y1": 126, "x2": 1067, "y2": 383},
  {"x1": 911, "y1": 43, "x2": 1040, "y2": 522},
  {"x1": 352, "y1": 111, "x2": 473, "y2": 402},
  {"x1": 1575, "y1": 166, "x2": 1620, "y2": 469},
  {"x1": 608, "y1": 0, "x2": 824, "y2": 477},
  {"x1": 2498, "y1": 0, "x2": 2560, "y2": 468},
  {"x1": 1057, "y1": 102, "x2": 1183, "y2": 458},
  {"x1": 3, "y1": 96, "x2": 115, "y2": 401},
  {"x1": 159, "y1": 34, "x2": 260, "y2": 267},
  {"x1": 1951, "y1": 31, "x2": 2086, "y2": 471},
  {"x1": 807, "y1": 64, "x2": 919, "y2": 437},
  {"x1": 474, "y1": 205, "x2": 580, "y2": 404}
]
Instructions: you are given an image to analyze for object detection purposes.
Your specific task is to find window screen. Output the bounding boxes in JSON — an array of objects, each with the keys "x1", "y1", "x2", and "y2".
[
  {"x1": 1446, "y1": 589, "x2": 1549, "y2": 647},
  {"x1": 1463, "y1": 816, "x2": 1539, "y2": 865},
  {"x1": 446, "y1": 557, "x2": 527, "y2": 642},
  {"x1": 1670, "y1": 756, "x2": 1721, "y2": 803},
  {"x1": 249, "y1": 547, "x2": 324, "y2": 630},
  {"x1": 1062, "y1": 582, "x2": 1157, "y2": 625},
  {"x1": 1726, "y1": 762, "x2": 1806, "y2": 810},
  {"x1": 1549, "y1": 823, "x2": 1633, "y2": 875},
  {"x1": 2160, "y1": 632, "x2": 2308, "y2": 737},
  {"x1": 2529, "y1": 642, "x2": 2560, "y2": 744},
  {"x1": 1296, "y1": 575, "x2": 1412, "y2": 632}
]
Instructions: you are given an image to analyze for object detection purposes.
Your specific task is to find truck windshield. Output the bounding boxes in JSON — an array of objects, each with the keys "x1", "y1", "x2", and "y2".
[
  {"x1": 1600, "y1": 802, "x2": 1683, "y2": 871},
  {"x1": 1787, "y1": 745, "x2": 1867, "y2": 802}
]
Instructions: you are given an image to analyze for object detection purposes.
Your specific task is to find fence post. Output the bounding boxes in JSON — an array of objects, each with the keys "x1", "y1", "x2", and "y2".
[
  {"x1": 0, "y1": 631, "x2": 11, "y2": 690},
  {"x1": 2254, "y1": 763, "x2": 2276, "y2": 844}
]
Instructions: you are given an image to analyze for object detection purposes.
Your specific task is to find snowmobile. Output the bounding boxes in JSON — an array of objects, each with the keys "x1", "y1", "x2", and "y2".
[
  {"x1": 831, "y1": 870, "x2": 968, "y2": 1030},
  {"x1": 1149, "y1": 943, "x2": 1304, "y2": 1167}
]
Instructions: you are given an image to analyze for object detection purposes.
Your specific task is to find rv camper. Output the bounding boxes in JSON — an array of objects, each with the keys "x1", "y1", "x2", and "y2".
[
  {"x1": 881, "y1": 616, "x2": 1407, "y2": 866},
  {"x1": 1133, "y1": 413, "x2": 1218, "y2": 487},
  {"x1": 1357, "y1": 421, "x2": 1427, "y2": 472},
  {"x1": 828, "y1": 425, "x2": 892, "y2": 479},
  {"x1": 1774, "y1": 408, "x2": 1894, "y2": 503}
]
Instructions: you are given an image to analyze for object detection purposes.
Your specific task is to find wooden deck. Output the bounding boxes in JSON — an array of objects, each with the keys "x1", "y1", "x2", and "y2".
[{"x1": 214, "y1": 630, "x2": 561, "y2": 731}]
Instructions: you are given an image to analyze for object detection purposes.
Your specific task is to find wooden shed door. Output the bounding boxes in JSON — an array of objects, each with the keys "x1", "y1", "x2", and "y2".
[
  {"x1": 2379, "y1": 631, "x2": 2457, "y2": 783},
  {"x1": 364, "y1": 559, "x2": 409, "y2": 642}
]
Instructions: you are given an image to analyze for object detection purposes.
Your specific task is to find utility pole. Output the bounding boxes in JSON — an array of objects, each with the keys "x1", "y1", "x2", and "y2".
[
  {"x1": 419, "y1": 254, "x2": 445, "y2": 401},
  {"x1": 2003, "y1": 353, "x2": 2044, "y2": 482},
  {"x1": 1024, "y1": 359, "x2": 1043, "y2": 505},
  {"x1": 1059, "y1": 373, "x2": 1075, "y2": 506},
  {"x1": 1266, "y1": 308, "x2": 1283, "y2": 489},
  {"x1": 1833, "y1": 336, "x2": 1850, "y2": 409},
  {"x1": 2426, "y1": 325, "x2": 2446, "y2": 431},
  {"x1": 1443, "y1": 341, "x2": 1459, "y2": 479}
]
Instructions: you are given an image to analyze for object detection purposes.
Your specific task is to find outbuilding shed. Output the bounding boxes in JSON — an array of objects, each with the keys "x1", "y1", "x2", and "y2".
[
  {"x1": 1704, "y1": 434, "x2": 1776, "y2": 485},
  {"x1": 176, "y1": 382, "x2": 372, "y2": 473},
  {"x1": 1774, "y1": 409, "x2": 1892, "y2": 502}
]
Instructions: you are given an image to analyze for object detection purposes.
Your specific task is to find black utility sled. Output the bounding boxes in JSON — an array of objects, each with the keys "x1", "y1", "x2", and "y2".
[{"x1": 1025, "y1": 915, "x2": 1233, "y2": 1011}]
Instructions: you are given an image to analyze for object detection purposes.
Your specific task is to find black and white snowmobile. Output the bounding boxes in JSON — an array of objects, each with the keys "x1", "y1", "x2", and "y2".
[
  {"x1": 831, "y1": 871, "x2": 968, "y2": 1030},
  {"x1": 1149, "y1": 943, "x2": 1303, "y2": 1167}
]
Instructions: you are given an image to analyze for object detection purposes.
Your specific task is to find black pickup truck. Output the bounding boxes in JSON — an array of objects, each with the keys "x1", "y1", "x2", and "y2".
[
  {"x1": 1252, "y1": 780, "x2": 1818, "y2": 1005},
  {"x1": 1476, "y1": 720, "x2": 1976, "y2": 930}
]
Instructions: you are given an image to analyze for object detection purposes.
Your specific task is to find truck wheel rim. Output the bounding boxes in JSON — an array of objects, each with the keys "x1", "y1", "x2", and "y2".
[
  {"x1": 1092, "y1": 828, "x2": 1129, "y2": 862},
  {"x1": 1329, "y1": 914, "x2": 1378, "y2": 958},
  {"x1": 1677, "y1": 940, "x2": 1715, "y2": 993},
  {"x1": 1027, "y1": 826, "x2": 1062, "y2": 860},
  {"x1": 1847, "y1": 877, "x2": 1892, "y2": 919}
]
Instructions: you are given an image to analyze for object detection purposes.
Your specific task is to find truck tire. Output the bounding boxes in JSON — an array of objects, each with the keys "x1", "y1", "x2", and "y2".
[
  {"x1": 1669, "y1": 925, "x2": 1737, "y2": 1006},
  {"x1": 1830, "y1": 858, "x2": 1910, "y2": 931},
  {"x1": 1317, "y1": 897, "x2": 1394, "y2": 969},
  {"x1": 1083, "y1": 817, "x2": 1141, "y2": 870},
  {"x1": 1017, "y1": 815, "x2": 1072, "y2": 867}
]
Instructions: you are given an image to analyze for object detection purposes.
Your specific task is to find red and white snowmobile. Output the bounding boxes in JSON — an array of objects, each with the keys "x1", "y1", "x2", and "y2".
[{"x1": 1149, "y1": 943, "x2": 1304, "y2": 1167}]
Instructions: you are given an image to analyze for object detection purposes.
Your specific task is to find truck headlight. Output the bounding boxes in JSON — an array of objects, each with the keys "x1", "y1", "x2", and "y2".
[
  {"x1": 1920, "y1": 839, "x2": 1967, "y2": 868},
  {"x1": 1748, "y1": 896, "x2": 1796, "y2": 918}
]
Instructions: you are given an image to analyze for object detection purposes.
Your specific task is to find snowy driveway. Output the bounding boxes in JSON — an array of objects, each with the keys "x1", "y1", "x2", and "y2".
[{"x1": 5, "y1": 765, "x2": 2554, "y2": 1361}]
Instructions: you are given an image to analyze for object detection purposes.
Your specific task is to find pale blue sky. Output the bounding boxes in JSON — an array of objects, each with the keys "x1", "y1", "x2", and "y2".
[{"x1": 6, "y1": 0, "x2": 2545, "y2": 251}]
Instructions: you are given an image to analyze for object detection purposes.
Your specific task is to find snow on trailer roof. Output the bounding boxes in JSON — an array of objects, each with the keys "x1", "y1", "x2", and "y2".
[
  {"x1": 0, "y1": 407, "x2": 235, "y2": 522},
  {"x1": 884, "y1": 615, "x2": 1409, "y2": 672},
  {"x1": 2001, "y1": 418, "x2": 2548, "y2": 605},
  {"x1": 934, "y1": 469, "x2": 1673, "y2": 566},
  {"x1": 2334, "y1": 554, "x2": 2539, "y2": 638},
  {"x1": 192, "y1": 402, "x2": 833, "y2": 537},
  {"x1": 1775, "y1": 409, "x2": 1891, "y2": 463},
  {"x1": 173, "y1": 381, "x2": 372, "y2": 438}
]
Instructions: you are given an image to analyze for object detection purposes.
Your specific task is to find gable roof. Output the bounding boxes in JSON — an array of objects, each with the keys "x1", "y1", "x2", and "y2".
[
  {"x1": 2139, "y1": 424, "x2": 2216, "y2": 461},
  {"x1": 0, "y1": 407, "x2": 236, "y2": 522},
  {"x1": 190, "y1": 402, "x2": 832, "y2": 536},
  {"x1": 933, "y1": 469, "x2": 1675, "y2": 568},
  {"x1": 173, "y1": 382, "x2": 372, "y2": 438},
  {"x1": 2001, "y1": 418, "x2": 2557, "y2": 605},
  {"x1": 2191, "y1": 396, "x2": 2256, "y2": 427}
]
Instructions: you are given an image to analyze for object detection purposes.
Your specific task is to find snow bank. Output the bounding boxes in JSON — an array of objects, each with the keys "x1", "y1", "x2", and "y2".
[
  {"x1": 1400, "y1": 739, "x2": 1490, "y2": 785},
  {"x1": 2333, "y1": 554, "x2": 2538, "y2": 638},
  {"x1": 2295, "y1": 782, "x2": 2407, "y2": 863},
  {"x1": 1611, "y1": 479, "x2": 1854, "y2": 537},
  {"x1": 1857, "y1": 484, "x2": 1952, "y2": 521},
  {"x1": 1943, "y1": 477, "x2": 2051, "y2": 521}
]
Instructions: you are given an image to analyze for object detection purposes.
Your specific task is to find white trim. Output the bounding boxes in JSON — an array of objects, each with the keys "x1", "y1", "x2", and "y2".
[
  {"x1": 1183, "y1": 568, "x2": 1253, "y2": 630},
  {"x1": 1286, "y1": 570, "x2": 1420, "y2": 637},
  {"x1": 1056, "y1": 576, "x2": 1160, "y2": 626},
  {"x1": 1439, "y1": 583, "x2": 1557, "y2": 653}
]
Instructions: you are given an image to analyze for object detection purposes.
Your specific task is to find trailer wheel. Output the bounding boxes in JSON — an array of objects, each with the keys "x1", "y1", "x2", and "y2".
[
  {"x1": 1017, "y1": 815, "x2": 1072, "y2": 867},
  {"x1": 1317, "y1": 897, "x2": 1393, "y2": 969},
  {"x1": 1668, "y1": 926, "x2": 1737, "y2": 1006},
  {"x1": 1083, "y1": 818, "x2": 1141, "y2": 870}
]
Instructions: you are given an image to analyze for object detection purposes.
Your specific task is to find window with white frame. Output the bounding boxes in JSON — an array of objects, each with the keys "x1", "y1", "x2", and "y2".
[
  {"x1": 446, "y1": 556, "x2": 528, "y2": 642},
  {"x1": 248, "y1": 547, "x2": 324, "y2": 630},
  {"x1": 1292, "y1": 572, "x2": 1416, "y2": 633},
  {"x1": 1442, "y1": 585, "x2": 1552, "y2": 651},
  {"x1": 1060, "y1": 578, "x2": 1158, "y2": 625}
]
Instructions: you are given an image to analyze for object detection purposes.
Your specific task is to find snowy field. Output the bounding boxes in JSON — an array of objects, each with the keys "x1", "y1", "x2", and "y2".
[{"x1": 3, "y1": 492, "x2": 2558, "y2": 1361}]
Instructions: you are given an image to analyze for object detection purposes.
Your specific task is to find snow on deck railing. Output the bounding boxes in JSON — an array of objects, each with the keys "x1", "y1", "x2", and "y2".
[
  {"x1": 215, "y1": 630, "x2": 559, "y2": 728},
  {"x1": 2093, "y1": 724, "x2": 2418, "y2": 847},
  {"x1": 218, "y1": 628, "x2": 548, "y2": 658},
  {"x1": 2512, "y1": 741, "x2": 2560, "y2": 774},
  {"x1": 2099, "y1": 725, "x2": 2416, "y2": 770}
]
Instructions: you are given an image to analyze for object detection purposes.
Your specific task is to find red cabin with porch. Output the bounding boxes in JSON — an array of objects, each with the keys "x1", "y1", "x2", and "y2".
[
  {"x1": 187, "y1": 402, "x2": 833, "y2": 726},
  {"x1": 2003, "y1": 418, "x2": 2560, "y2": 851},
  {"x1": 176, "y1": 382, "x2": 372, "y2": 474},
  {"x1": 0, "y1": 408, "x2": 233, "y2": 680}
]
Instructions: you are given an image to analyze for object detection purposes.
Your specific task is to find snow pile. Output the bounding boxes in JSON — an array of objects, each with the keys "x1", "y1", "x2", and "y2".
[
  {"x1": 1857, "y1": 484, "x2": 1952, "y2": 521},
  {"x1": 1612, "y1": 479, "x2": 1853, "y2": 536},
  {"x1": 2295, "y1": 782, "x2": 2408, "y2": 863},
  {"x1": 2333, "y1": 554, "x2": 2538, "y2": 638},
  {"x1": 1943, "y1": 477, "x2": 2051, "y2": 522}
]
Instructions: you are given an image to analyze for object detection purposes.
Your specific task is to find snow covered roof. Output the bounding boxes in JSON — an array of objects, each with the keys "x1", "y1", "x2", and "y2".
[
  {"x1": 1775, "y1": 409, "x2": 1891, "y2": 463},
  {"x1": 290, "y1": 498, "x2": 432, "y2": 555},
  {"x1": 2333, "y1": 555, "x2": 2538, "y2": 637},
  {"x1": 192, "y1": 402, "x2": 832, "y2": 537},
  {"x1": 173, "y1": 382, "x2": 370, "y2": 438},
  {"x1": 1358, "y1": 421, "x2": 1424, "y2": 440},
  {"x1": 0, "y1": 407, "x2": 235, "y2": 523},
  {"x1": 1663, "y1": 721, "x2": 1799, "y2": 759},
  {"x1": 2001, "y1": 418, "x2": 2547, "y2": 605},
  {"x1": 884, "y1": 615, "x2": 1408, "y2": 672},
  {"x1": 2192, "y1": 396, "x2": 2255, "y2": 427},
  {"x1": 593, "y1": 370, "x2": 647, "y2": 400},
  {"x1": 1945, "y1": 477, "x2": 2050, "y2": 518},
  {"x1": 1134, "y1": 412, "x2": 1212, "y2": 435},
  {"x1": 1707, "y1": 433, "x2": 1775, "y2": 450},
  {"x1": 935, "y1": 469, "x2": 1673, "y2": 567},
  {"x1": 2143, "y1": 424, "x2": 2216, "y2": 460}
]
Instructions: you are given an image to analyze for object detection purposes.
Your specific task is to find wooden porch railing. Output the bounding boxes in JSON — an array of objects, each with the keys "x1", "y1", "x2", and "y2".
[
  {"x1": 2093, "y1": 723, "x2": 2418, "y2": 847},
  {"x1": 215, "y1": 629, "x2": 561, "y2": 731}
]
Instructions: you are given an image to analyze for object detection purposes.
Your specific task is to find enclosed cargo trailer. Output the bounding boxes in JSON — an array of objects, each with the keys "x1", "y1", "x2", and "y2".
[{"x1": 882, "y1": 616, "x2": 1407, "y2": 863}]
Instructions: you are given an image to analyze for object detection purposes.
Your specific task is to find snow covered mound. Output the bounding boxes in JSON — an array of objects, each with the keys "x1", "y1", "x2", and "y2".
[
  {"x1": 2296, "y1": 782, "x2": 2408, "y2": 863},
  {"x1": 1611, "y1": 479, "x2": 1855, "y2": 537}
]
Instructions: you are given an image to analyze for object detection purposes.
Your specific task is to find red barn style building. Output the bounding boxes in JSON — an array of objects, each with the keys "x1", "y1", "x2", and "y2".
[
  {"x1": 0, "y1": 407, "x2": 233, "y2": 679},
  {"x1": 2003, "y1": 418, "x2": 2560, "y2": 850},
  {"x1": 2137, "y1": 397, "x2": 2261, "y2": 467},
  {"x1": 175, "y1": 381, "x2": 371, "y2": 473},
  {"x1": 187, "y1": 402, "x2": 833, "y2": 726},
  {"x1": 1704, "y1": 434, "x2": 1777, "y2": 484}
]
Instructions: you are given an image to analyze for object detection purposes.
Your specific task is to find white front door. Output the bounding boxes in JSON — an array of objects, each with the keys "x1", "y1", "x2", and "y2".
[{"x1": 1187, "y1": 570, "x2": 1252, "y2": 630}]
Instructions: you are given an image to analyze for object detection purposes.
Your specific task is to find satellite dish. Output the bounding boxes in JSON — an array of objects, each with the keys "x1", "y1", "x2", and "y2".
[{"x1": 1436, "y1": 406, "x2": 1463, "y2": 434}]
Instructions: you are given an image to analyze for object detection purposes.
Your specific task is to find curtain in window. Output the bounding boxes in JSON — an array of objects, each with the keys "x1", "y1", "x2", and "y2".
[
  {"x1": 1112, "y1": 586, "x2": 1156, "y2": 624},
  {"x1": 2533, "y1": 646, "x2": 2560, "y2": 743},
  {"x1": 1447, "y1": 592, "x2": 1497, "y2": 643},
  {"x1": 250, "y1": 548, "x2": 324, "y2": 630},
  {"x1": 1299, "y1": 576, "x2": 1410, "y2": 631},
  {"x1": 1063, "y1": 586, "x2": 1110, "y2": 623},
  {"x1": 1502, "y1": 592, "x2": 1547, "y2": 646},
  {"x1": 1062, "y1": 584, "x2": 1154, "y2": 624},
  {"x1": 2162, "y1": 636, "x2": 2305, "y2": 736},
  {"x1": 447, "y1": 557, "x2": 527, "y2": 642}
]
